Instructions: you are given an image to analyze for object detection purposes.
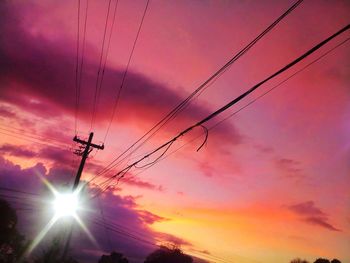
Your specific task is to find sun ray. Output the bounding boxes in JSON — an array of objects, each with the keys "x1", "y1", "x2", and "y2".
[
  {"x1": 25, "y1": 215, "x2": 59, "y2": 256},
  {"x1": 74, "y1": 213, "x2": 99, "y2": 248}
]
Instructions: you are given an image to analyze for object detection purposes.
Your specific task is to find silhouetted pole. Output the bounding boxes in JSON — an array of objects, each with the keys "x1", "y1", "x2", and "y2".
[
  {"x1": 73, "y1": 132, "x2": 104, "y2": 190},
  {"x1": 62, "y1": 132, "x2": 104, "y2": 260}
]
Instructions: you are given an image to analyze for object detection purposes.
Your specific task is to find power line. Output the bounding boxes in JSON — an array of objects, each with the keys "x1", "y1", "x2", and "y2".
[
  {"x1": 93, "y1": 0, "x2": 304, "y2": 181},
  {"x1": 76, "y1": 0, "x2": 90, "y2": 135},
  {"x1": 74, "y1": 0, "x2": 81, "y2": 135},
  {"x1": 0, "y1": 130, "x2": 70, "y2": 149},
  {"x1": 91, "y1": 0, "x2": 113, "y2": 131},
  {"x1": 97, "y1": 196, "x2": 113, "y2": 251},
  {"x1": 89, "y1": 217, "x2": 233, "y2": 263},
  {"x1": 91, "y1": 219, "x2": 158, "y2": 248},
  {"x1": 92, "y1": 24, "x2": 350, "y2": 196},
  {"x1": 132, "y1": 37, "x2": 350, "y2": 179},
  {"x1": 0, "y1": 186, "x2": 40, "y2": 196},
  {"x1": 0, "y1": 126, "x2": 69, "y2": 147},
  {"x1": 103, "y1": 0, "x2": 150, "y2": 143},
  {"x1": 95, "y1": 0, "x2": 120, "y2": 136}
]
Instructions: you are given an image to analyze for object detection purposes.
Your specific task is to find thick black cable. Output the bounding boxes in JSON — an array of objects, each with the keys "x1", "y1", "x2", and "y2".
[
  {"x1": 132, "y1": 37, "x2": 350, "y2": 178},
  {"x1": 92, "y1": 24, "x2": 350, "y2": 196},
  {"x1": 93, "y1": 0, "x2": 304, "y2": 180}
]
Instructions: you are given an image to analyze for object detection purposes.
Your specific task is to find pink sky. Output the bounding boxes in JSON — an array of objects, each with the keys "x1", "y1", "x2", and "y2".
[{"x1": 0, "y1": 0, "x2": 349, "y2": 262}]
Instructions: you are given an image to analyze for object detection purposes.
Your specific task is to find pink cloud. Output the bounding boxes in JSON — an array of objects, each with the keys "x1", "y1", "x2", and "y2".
[
  {"x1": 0, "y1": 0, "x2": 242, "y2": 147},
  {"x1": 275, "y1": 157, "x2": 304, "y2": 180}
]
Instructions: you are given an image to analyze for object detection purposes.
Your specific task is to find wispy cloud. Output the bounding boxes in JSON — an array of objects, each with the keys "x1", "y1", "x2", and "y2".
[{"x1": 287, "y1": 201, "x2": 341, "y2": 232}]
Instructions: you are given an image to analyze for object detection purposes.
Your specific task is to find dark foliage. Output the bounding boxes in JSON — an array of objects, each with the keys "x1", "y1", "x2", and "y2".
[
  {"x1": 144, "y1": 246, "x2": 193, "y2": 263},
  {"x1": 34, "y1": 238, "x2": 78, "y2": 263},
  {"x1": 290, "y1": 258, "x2": 309, "y2": 263},
  {"x1": 0, "y1": 198, "x2": 28, "y2": 263},
  {"x1": 98, "y1": 251, "x2": 129, "y2": 263},
  {"x1": 314, "y1": 259, "x2": 331, "y2": 263}
]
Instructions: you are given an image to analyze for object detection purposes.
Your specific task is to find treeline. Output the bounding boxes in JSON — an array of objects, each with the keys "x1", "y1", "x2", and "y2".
[
  {"x1": 290, "y1": 258, "x2": 342, "y2": 263},
  {"x1": 0, "y1": 198, "x2": 192, "y2": 263},
  {"x1": 1, "y1": 198, "x2": 344, "y2": 263}
]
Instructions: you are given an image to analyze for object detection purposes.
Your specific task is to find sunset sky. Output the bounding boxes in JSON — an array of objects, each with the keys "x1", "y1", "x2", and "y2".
[{"x1": 0, "y1": 0, "x2": 349, "y2": 262}]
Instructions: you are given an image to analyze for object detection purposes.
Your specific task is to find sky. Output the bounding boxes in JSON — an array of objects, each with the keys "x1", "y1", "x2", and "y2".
[{"x1": 0, "y1": 0, "x2": 349, "y2": 262}]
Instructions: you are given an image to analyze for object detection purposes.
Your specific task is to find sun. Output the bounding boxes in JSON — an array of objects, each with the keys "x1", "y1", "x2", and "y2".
[
  {"x1": 25, "y1": 177, "x2": 97, "y2": 256},
  {"x1": 53, "y1": 192, "x2": 79, "y2": 217}
]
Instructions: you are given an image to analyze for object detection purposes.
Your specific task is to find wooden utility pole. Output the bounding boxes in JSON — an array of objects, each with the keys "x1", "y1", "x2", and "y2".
[
  {"x1": 72, "y1": 132, "x2": 104, "y2": 189},
  {"x1": 62, "y1": 132, "x2": 104, "y2": 260}
]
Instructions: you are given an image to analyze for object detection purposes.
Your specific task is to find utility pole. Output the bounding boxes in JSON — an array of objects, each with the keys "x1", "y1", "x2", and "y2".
[
  {"x1": 72, "y1": 132, "x2": 104, "y2": 190},
  {"x1": 62, "y1": 132, "x2": 104, "y2": 260}
]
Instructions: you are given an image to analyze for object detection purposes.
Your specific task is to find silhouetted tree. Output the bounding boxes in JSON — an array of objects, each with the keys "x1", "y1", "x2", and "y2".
[
  {"x1": 314, "y1": 259, "x2": 330, "y2": 263},
  {"x1": 330, "y1": 259, "x2": 341, "y2": 263},
  {"x1": 144, "y1": 246, "x2": 193, "y2": 263},
  {"x1": 34, "y1": 238, "x2": 78, "y2": 263},
  {"x1": 0, "y1": 198, "x2": 28, "y2": 263},
  {"x1": 290, "y1": 258, "x2": 309, "y2": 263},
  {"x1": 98, "y1": 251, "x2": 129, "y2": 263}
]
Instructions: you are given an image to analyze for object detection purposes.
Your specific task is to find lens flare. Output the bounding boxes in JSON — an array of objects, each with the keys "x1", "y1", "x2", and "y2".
[
  {"x1": 54, "y1": 192, "x2": 78, "y2": 217},
  {"x1": 24, "y1": 174, "x2": 95, "y2": 257}
]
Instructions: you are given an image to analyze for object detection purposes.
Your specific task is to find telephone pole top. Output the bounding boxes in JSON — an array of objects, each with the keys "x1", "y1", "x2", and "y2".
[
  {"x1": 72, "y1": 132, "x2": 104, "y2": 190},
  {"x1": 62, "y1": 132, "x2": 104, "y2": 260}
]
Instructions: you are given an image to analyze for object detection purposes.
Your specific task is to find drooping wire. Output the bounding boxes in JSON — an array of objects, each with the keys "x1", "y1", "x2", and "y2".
[
  {"x1": 196, "y1": 125, "x2": 208, "y2": 152},
  {"x1": 131, "y1": 37, "x2": 350, "y2": 178},
  {"x1": 89, "y1": 38, "x2": 349, "y2": 263},
  {"x1": 91, "y1": 24, "x2": 350, "y2": 196},
  {"x1": 134, "y1": 139, "x2": 176, "y2": 169},
  {"x1": 92, "y1": 0, "x2": 304, "y2": 181}
]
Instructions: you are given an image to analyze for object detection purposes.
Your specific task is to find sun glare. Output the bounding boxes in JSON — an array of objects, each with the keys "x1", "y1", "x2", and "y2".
[
  {"x1": 24, "y1": 175, "x2": 96, "y2": 257},
  {"x1": 54, "y1": 192, "x2": 79, "y2": 217}
]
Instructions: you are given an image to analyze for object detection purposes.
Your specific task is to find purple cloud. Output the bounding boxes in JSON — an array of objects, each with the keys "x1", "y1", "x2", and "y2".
[
  {"x1": 0, "y1": 1, "x2": 241, "y2": 147},
  {"x1": 304, "y1": 217, "x2": 341, "y2": 232},
  {"x1": 122, "y1": 176, "x2": 164, "y2": 191},
  {"x1": 0, "y1": 144, "x2": 37, "y2": 158},
  {"x1": 288, "y1": 201, "x2": 326, "y2": 217},
  {"x1": 287, "y1": 201, "x2": 341, "y2": 232},
  {"x1": 0, "y1": 156, "x2": 196, "y2": 262}
]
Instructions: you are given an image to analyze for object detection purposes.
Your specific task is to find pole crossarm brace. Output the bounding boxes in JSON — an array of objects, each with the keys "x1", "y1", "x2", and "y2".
[
  {"x1": 72, "y1": 132, "x2": 104, "y2": 190},
  {"x1": 73, "y1": 136, "x2": 104, "y2": 150}
]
